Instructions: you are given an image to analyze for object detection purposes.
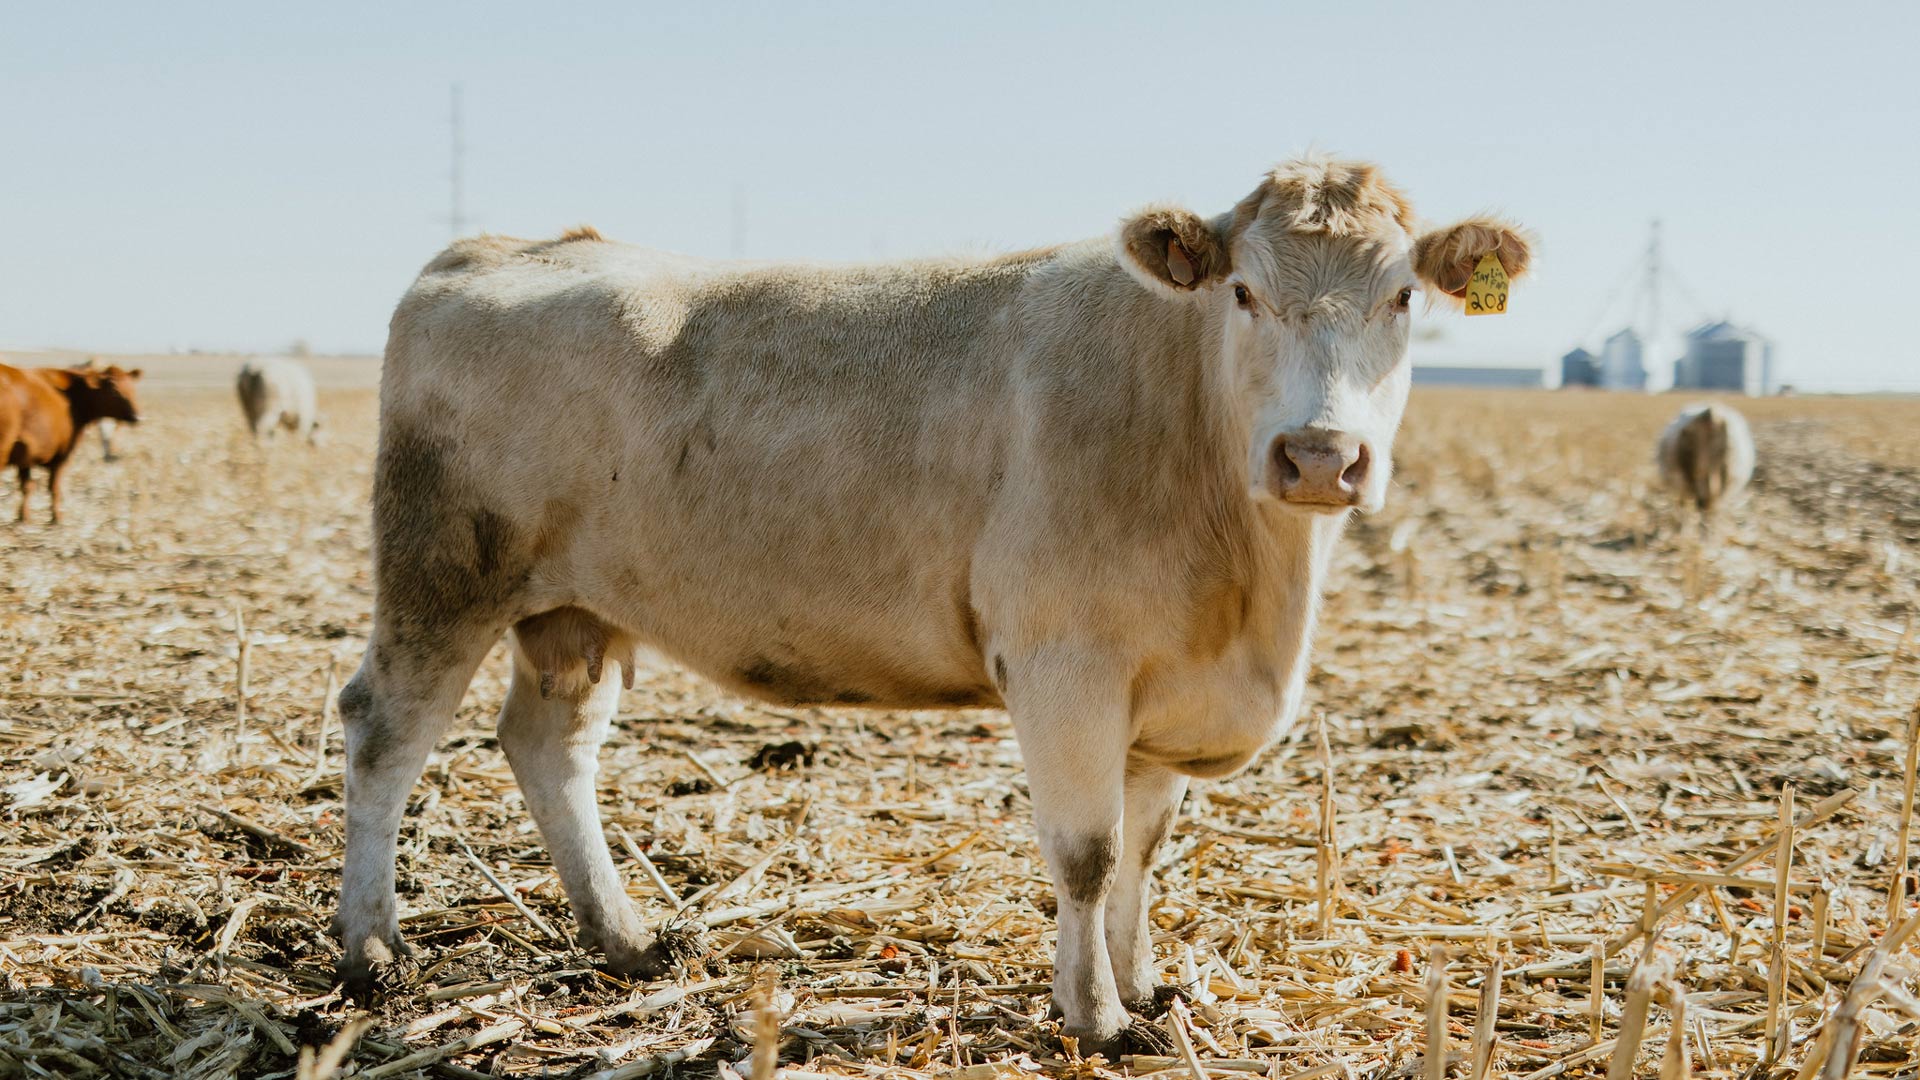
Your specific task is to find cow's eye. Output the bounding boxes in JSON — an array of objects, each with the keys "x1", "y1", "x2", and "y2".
[
  {"x1": 1393, "y1": 286, "x2": 1414, "y2": 312},
  {"x1": 1233, "y1": 283, "x2": 1252, "y2": 309}
]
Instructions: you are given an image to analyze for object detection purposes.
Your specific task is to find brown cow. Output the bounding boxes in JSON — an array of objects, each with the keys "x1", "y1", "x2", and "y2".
[{"x1": 0, "y1": 363, "x2": 142, "y2": 523}]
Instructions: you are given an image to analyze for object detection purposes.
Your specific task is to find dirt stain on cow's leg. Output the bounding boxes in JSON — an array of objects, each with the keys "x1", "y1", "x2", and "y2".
[
  {"x1": 335, "y1": 672, "x2": 385, "y2": 765},
  {"x1": 1055, "y1": 832, "x2": 1119, "y2": 904}
]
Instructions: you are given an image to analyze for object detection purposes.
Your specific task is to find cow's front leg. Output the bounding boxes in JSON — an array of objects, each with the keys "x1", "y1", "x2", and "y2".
[
  {"x1": 1106, "y1": 761, "x2": 1187, "y2": 1008},
  {"x1": 496, "y1": 648, "x2": 651, "y2": 974},
  {"x1": 1006, "y1": 655, "x2": 1131, "y2": 1052},
  {"x1": 45, "y1": 460, "x2": 66, "y2": 525}
]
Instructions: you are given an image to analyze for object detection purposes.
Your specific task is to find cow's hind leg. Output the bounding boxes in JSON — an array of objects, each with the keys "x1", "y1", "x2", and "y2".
[
  {"x1": 334, "y1": 422, "x2": 555, "y2": 996},
  {"x1": 333, "y1": 622, "x2": 498, "y2": 998},
  {"x1": 496, "y1": 615, "x2": 650, "y2": 973},
  {"x1": 1105, "y1": 761, "x2": 1187, "y2": 1011}
]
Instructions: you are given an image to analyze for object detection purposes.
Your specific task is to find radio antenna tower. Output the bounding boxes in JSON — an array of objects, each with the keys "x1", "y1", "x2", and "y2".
[{"x1": 448, "y1": 84, "x2": 469, "y2": 239}]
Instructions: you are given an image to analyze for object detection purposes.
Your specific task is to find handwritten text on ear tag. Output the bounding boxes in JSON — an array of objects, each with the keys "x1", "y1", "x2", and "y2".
[{"x1": 1463, "y1": 251, "x2": 1509, "y2": 316}]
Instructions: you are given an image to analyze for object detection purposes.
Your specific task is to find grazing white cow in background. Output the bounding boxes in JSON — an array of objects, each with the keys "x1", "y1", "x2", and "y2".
[
  {"x1": 333, "y1": 157, "x2": 1531, "y2": 1050},
  {"x1": 1658, "y1": 403, "x2": 1755, "y2": 524},
  {"x1": 236, "y1": 355, "x2": 320, "y2": 442}
]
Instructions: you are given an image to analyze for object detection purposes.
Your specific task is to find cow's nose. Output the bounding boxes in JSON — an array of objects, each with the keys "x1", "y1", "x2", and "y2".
[{"x1": 1271, "y1": 429, "x2": 1369, "y2": 507}]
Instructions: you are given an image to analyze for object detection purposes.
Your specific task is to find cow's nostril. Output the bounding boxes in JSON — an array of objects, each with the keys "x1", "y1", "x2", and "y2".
[
  {"x1": 1272, "y1": 439, "x2": 1301, "y2": 484},
  {"x1": 1341, "y1": 443, "x2": 1370, "y2": 489}
]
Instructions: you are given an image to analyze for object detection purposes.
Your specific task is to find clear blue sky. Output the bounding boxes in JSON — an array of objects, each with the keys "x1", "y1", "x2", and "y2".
[{"x1": 3, "y1": 2, "x2": 1914, "y2": 390}]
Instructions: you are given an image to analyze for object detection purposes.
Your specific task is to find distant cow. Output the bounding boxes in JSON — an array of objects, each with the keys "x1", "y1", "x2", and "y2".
[
  {"x1": 333, "y1": 158, "x2": 1531, "y2": 1050},
  {"x1": 1, "y1": 363, "x2": 142, "y2": 523},
  {"x1": 1658, "y1": 403, "x2": 1755, "y2": 521},
  {"x1": 236, "y1": 356, "x2": 319, "y2": 442}
]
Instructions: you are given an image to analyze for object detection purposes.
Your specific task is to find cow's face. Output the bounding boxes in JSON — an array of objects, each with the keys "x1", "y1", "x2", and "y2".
[
  {"x1": 1117, "y1": 158, "x2": 1530, "y2": 515},
  {"x1": 76, "y1": 365, "x2": 143, "y2": 424}
]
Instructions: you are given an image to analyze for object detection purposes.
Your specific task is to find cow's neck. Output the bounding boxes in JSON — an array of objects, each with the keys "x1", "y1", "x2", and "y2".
[
  {"x1": 1069, "y1": 257, "x2": 1344, "y2": 685},
  {"x1": 1243, "y1": 500, "x2": 1343, "y2": 681},
  {"x1": 59, "y1": 388, "x2": 98, "y2": 436}
]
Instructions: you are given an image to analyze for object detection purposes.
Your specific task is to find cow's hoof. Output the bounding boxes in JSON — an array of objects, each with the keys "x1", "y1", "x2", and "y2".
[
  {"x1": 1058, "y1": 1019, "x2": 1134, "y2": 1063},
  {"x1": 334, "y1": 954, "x2": 414, "y2": 1004},
  {"x1": 332, "y1": 928, "x2": 415, "y2": 1004},
  {"x1": 1059, "y1": 1013, "x2": 1175, "y2": 1061},
  {"x1": 609, "y1": 925, "x2": 707, "y2": 980},
  {"x1": 1060, "y1": 1030, "x2": 1120, "y2": 1063}
]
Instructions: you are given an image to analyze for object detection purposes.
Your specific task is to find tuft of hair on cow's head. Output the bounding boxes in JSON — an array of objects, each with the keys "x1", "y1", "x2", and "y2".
[
  {"x1": 1411, "y1": 217, "x2": 1533, "y2": 302},
  {"x1": 1115, "y1": 205, "x2": 1231, "y2": 296}
]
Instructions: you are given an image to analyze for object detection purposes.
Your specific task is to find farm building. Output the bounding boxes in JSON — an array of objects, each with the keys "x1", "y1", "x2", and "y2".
[
  {"x1": 1671, "y1": 319, "x2": 1774, "y2": 395},
  {"x1": 1409, "y1": 338, "x2": 1545, "y2": 388},
  {"x1": 1411, "y1": 364, "x2": 1544, "y2": 388},
  {"x1": 1560, "y1": 347, "x2": 1600, "y2": 387},
  {"x1": 1599, "y1": 328, "x2": 1648, "y2": 390}
]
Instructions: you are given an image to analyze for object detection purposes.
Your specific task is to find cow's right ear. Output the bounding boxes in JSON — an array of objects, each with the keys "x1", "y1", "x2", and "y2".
[{"x1": 1116, "y1": 206, "x2": 1229, "y2": 298}]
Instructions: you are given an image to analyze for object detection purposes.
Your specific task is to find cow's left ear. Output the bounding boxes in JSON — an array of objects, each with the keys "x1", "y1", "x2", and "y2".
[
  {"x1": 1412, "y1": 217, "x2": 1533, "y2": 301},
  {"x1": 1116, "y1": 206, "x2": 1230, "y2": 298},
  {"x1": 126, "y1": 368, "x2": 143, "y2": 379}
]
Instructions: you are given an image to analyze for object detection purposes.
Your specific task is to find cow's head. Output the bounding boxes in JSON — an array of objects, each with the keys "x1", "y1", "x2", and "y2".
[
  {"x1": 69, "y1": 365, "x2": 144, "y2": 424},
  {"x1": 1117, "y1": 157, "x2": 1530, "y2": 514}
]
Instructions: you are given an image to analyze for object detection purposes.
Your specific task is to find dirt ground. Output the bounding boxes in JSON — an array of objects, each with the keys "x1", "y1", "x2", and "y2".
[{"x1": 1, "y1": 360, "x2": 1917, "y2": 1079}]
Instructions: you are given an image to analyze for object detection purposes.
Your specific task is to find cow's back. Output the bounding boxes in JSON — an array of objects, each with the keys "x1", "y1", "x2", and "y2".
[{"x1": 377, "y1": 233, "x2": 1056, "y2": 706}]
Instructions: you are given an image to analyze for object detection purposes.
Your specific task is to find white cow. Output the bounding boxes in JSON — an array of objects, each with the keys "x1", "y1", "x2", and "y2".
[
  {"x1": 333, "y1": 158, "x2": 1531, "y2": 1050},
  {"x1": 236, "y1": 356, "x2": 320, "y2": 442},
  {"x1": 1658, "y1": 403, "x2": 1755, "y2": 523}
]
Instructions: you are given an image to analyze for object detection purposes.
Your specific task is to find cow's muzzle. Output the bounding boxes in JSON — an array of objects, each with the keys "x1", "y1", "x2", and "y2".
[{"x1": 1269, "y1": 429, "x2": 1370, "y2": 510}]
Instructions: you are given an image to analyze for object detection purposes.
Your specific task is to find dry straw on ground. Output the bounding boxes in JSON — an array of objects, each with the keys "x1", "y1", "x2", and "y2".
[{"x1": 3, "y1": 372, "x2": 1919, "y2": 1079}]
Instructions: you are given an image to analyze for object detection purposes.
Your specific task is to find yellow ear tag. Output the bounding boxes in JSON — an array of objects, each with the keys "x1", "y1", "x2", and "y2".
[{"x1": 1463, "y1": 251, "x2": 1509, "y2": 316}]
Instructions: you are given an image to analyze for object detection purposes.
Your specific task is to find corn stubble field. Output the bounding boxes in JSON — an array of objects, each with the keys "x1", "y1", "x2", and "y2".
[{"x1": 2, "y1": 365, "x2": 1918, "y2": 1080}]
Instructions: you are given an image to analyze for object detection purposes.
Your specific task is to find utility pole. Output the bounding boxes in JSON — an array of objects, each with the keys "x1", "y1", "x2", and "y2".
[
  {"x1": 729, "y1": 185, "x2": 746, "y2": 258},
  {"x1": 449, "y1": 84, "x2": 469, "y2": 239},
  {"x1": 1642, "y1": 218, "x2": 1661, "y2": 342}
]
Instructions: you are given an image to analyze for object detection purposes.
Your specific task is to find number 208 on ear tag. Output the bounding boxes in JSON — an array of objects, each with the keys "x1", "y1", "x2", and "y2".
[{"x1": 1464, "y1": 251, "x2": 1509, "y2": 316}]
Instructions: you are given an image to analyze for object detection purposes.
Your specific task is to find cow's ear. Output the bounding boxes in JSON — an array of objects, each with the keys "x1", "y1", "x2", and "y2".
[
  {"x1": 1412, "y1": 217, "x2": 1532, "y2": 302},
  {"x1": 126, "y1": 368, "x2": 143, "y2": 379},
  {"x1": 1116, "y1": 206, "x2": 1230, "y2": 297}
]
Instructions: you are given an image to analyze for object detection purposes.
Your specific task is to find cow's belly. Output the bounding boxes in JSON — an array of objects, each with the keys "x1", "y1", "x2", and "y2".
[
  {"x1": 561, "y1": 490, "x2": 1002, "y2": 712},
  {"x1": 637, "y1": 590, "x2": 1001, "y2": 710}
]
